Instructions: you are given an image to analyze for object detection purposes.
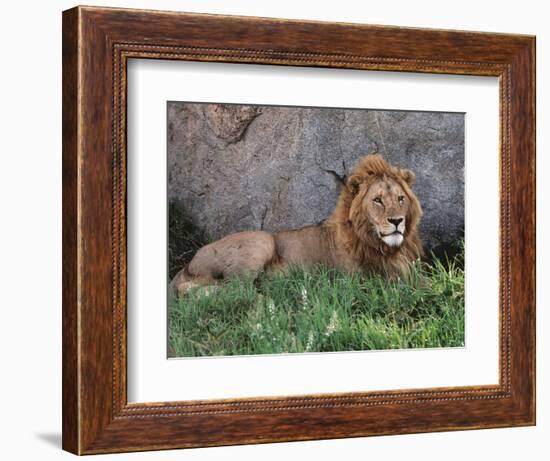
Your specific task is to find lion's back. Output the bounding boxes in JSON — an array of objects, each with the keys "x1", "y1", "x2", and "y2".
[{"x1": 274, "y1": 225, "x2": 340, "y2": 269}]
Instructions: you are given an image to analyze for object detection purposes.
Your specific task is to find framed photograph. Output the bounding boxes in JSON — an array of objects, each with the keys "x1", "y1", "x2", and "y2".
[{"x1": 62, "y1": 5, "x2": 535, "y2": 455}]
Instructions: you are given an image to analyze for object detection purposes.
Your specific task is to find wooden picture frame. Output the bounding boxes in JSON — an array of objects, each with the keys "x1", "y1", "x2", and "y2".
[{"x1": 62, "y1": 5, "x2": 535, "y2": 455}]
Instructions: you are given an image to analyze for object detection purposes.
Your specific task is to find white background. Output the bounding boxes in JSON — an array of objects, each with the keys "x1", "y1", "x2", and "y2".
[
  {"x1": 128, "y1": 61, "x2": 499, "y2": 402},
  {"x1": 0, "y1": 0, "x2": 546, "y2": 460}
]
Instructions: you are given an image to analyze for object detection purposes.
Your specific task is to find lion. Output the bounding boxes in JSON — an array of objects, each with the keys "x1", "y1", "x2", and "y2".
[{"x1": 171, "y1": 153, "x2": 423, "y2": 296}]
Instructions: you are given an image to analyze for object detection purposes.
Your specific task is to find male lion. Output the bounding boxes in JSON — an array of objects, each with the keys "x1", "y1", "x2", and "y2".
[{"x1": 171, "y1": 154, "x2": 423, "y2": 295}]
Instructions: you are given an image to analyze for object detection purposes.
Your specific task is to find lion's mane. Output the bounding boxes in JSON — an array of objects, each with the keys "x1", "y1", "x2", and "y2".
[{"x1": 326, "y1": 154, "x2": 423, "y2": 278}]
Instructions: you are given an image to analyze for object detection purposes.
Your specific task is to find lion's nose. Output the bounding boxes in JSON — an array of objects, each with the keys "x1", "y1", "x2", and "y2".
[{"x1": 388, "y1": 217, "x2": 403, "y2": 227}]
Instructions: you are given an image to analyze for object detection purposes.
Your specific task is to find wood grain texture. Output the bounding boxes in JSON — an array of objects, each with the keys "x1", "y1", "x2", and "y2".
[
  {"x1": 62, "y1": 5, "x2": 536, "y2": 455},
  {"x1": 61, "y1": 7, "x2": 79, "y2": 454}
]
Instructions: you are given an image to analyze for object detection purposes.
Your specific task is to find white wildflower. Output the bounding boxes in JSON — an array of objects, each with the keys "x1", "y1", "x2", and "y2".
[
  {"x1": 305, "y1": 331, "x2": 315, "y2": 351},
  {"x1": 266, "y1": 298, "x2": 276, "y2": 319},
  {"x1": 324, "y1": 311, "x2": 340, "y2": 337},
  {"x1": 300, "y1": 286, "x2": 309, "y2": 310}
]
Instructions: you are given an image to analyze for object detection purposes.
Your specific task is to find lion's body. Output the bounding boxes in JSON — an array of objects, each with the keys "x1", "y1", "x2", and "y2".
[
  {"x1": 171, "y1": 154, "x2": 423, "y2": 295},
  {"x1": 274, "y1": 225, "x2": 341, "y2": 268}
]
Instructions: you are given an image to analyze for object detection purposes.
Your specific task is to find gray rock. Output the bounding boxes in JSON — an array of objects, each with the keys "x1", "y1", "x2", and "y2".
[{"x1": 168, "y1": 102, "x2": 464, "y2": 269}]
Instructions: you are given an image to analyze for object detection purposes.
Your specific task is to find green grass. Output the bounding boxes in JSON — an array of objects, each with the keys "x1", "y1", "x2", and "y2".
[{"x1": 168, "y1": 248, "x2": 465, "y2": 357}]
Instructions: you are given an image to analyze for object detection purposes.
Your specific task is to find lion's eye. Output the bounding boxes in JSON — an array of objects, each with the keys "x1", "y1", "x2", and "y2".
[
  {"x1": 398, "y1": 196, "x2": 405, "y2": 204},
  {"x1": 373, "y1": 197, "x2": 383, "y2": 205}
]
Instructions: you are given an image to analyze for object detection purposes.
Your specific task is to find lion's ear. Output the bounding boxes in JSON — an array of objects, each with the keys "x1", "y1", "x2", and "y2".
[
  {"x1": 346, "y1": 174, "x2": 362, "y2": 195},
  {"x1": 400, "y1": 169, "x2": 416, "y2": 186}
]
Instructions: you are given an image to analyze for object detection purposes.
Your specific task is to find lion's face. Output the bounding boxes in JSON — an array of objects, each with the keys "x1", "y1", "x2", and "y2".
[
  {"x1": 362, "y1": 177, "x2": 409, "y2": 247},
  {"x1": 345, "y1": 157, "x2": 421, "y2": 252}
]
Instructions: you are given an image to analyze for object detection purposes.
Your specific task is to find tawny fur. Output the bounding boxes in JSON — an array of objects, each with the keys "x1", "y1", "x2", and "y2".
[{"x1": 171, "y1": 154, "x2": 423, "y2": 296}]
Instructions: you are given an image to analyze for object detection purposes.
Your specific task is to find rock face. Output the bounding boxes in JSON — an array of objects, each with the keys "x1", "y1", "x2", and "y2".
[{"x1": 168, "y1": 102, "x2": 464, "y2": 269}]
